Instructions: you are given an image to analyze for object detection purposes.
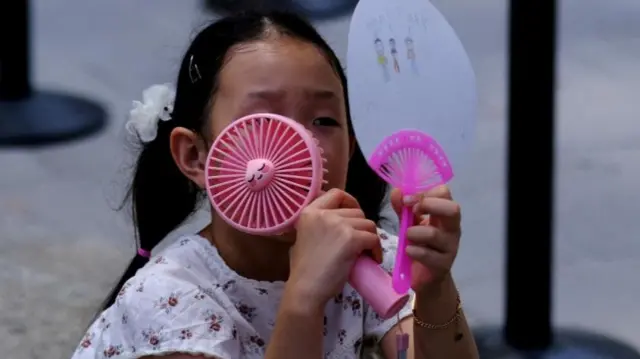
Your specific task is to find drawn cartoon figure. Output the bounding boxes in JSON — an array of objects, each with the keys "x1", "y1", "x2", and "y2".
[
  {"x1": 389, "y1": 38, "x2": 400, "y2": 73},
  {"x1": 374, "y1": 38, "x2": 390, "y2": 82},
  {"x1": 405, "y1": 36, "x2": 419, "y2": 75}
]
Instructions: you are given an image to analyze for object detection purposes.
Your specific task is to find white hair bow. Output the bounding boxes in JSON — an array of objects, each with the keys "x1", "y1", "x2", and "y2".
[{"x1": 125, "y1": 83, "x2": 176, "y2": 143}]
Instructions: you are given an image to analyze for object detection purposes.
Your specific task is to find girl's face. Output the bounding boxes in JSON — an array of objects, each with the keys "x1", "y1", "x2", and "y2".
[{"x1": 210, "y1": 37, "x2": 352, "y2": 193}]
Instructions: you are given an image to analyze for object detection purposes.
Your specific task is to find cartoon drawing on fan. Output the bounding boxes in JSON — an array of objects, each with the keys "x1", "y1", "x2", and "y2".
[
  {"x1": 389, "y1": 38, "x2": 400, "y2": 73},
  {"x1": 374, "y1": 38, "x2": 390, "y2": 82},
  {"x1": 405, "y1": 36, "x2": 419, "y2": 75},
  {"x1": 245, "y1": 159, "x2": 274, "y2": 191}
]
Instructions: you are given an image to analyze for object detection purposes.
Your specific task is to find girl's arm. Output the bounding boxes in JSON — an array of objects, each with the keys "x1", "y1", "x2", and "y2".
[
  {"x1": 380, "y1": 275, "x2": 479, "y2": 359},
  {"x1": 264, "y1": 286, "x2": 325, "y2": 359}
]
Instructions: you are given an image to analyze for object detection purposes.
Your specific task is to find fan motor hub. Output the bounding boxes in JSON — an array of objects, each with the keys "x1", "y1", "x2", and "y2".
[{"x1": 245, "y1": 159, "x2": 275, "y2": 191}]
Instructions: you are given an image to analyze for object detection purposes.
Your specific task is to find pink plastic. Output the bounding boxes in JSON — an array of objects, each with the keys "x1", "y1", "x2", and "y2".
[
  {"x1": 205, "y1": 113, "x2": 325, "y2": 235},
  {"x1": 350, "y1": 256, "x2": 410, "y2": 319},
  {"x1": 206, "y1": 113, "x2": 408, "y2": 319},
  {"x1": 369, "y1": 130, "x2": 454, "y2": 294}
]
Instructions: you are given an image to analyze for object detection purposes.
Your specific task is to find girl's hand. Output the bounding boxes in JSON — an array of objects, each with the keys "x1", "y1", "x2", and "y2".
[
  {"x1": 390, "y1": 185, "x2": 461, "y2": 293},
  {"x1": 288, "y1": 189, "x2": 383, "y2": 312}
]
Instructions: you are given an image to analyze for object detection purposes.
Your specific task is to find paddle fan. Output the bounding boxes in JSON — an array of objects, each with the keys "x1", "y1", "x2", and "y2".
[
  {"x1": 205, "y1": 113, "x2": 409, "y2": 319},
  {"x1": 369, "y1": 130, "x2": 454, "y2": 294},
  {"x1": 347, "y1": 0, "x2": 477, "y2": 296}
]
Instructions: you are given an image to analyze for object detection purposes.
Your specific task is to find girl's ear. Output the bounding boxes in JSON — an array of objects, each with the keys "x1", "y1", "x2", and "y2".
[{"x1": 169, "y1": 127, "x2": 208, "y2": 189}]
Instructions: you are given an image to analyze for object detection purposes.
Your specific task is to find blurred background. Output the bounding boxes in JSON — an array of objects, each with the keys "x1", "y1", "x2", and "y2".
[{"x1": 0, "y1": 0, "x2": 639, "y2": 358}]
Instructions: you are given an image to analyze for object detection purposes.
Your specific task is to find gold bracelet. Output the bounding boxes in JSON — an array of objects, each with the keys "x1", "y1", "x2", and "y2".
[{"x1": 411, "y1": 293, "x2": 462, "y2": 330}]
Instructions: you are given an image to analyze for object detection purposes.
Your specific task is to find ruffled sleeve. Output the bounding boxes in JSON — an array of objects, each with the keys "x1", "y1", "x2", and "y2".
[
  {"x1": 71, "y1": 271, "x2": 240, "y2": 359},
  {"x1": 363, "y1": 229, "x2": 415, "y2": 342}
]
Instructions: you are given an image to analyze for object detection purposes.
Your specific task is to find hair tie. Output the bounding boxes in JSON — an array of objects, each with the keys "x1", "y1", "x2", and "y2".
[{"x1": 137, "y1": 248, "x2": 151, "y2": 259}]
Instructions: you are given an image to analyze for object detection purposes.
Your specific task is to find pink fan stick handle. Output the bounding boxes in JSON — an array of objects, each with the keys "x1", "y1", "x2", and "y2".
[
  {"x1": 393, "y1": 205, "x2": 415, "y2": 294},
  {"x1": 349, "y1": 256, "x2": 411, "y2": 319},
  {"x1": 368, "y1": 130, "x2": 455, "y2": 296},
  {"x1": 392, "y1": 160, "x2": 420, "y2": 295}
]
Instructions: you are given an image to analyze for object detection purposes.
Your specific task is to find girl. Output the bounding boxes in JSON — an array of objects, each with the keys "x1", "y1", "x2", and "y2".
[{"x1": 71, "y1": 11, "x2": 478, "y2": 359}]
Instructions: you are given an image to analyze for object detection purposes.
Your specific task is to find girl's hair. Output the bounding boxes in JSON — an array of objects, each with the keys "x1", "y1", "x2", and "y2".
[{"x1": 102, "y1": 11, "x2": 388, "y2": 309}]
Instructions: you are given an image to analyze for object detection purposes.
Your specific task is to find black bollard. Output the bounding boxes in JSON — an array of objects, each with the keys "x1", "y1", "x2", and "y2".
[
  {"x1": 0, "y1": 0, "x2": 106, "y2": 147},
  {"x1": 204, "y1": 0, "x2": 358, "y2": 20},
  {"x1": 473, "y1": 1, "x2": 640, "y2": 357},
  {"x1": 503, "y1": 0, "x2": 556, "y2": 348},
  {"x1": 0, "y1": 0, "x2": 31, "y2": 100}
]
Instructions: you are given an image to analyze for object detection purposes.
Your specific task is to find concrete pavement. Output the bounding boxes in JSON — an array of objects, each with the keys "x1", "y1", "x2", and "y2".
[{"x1": 0, "y1": 0, "x2": 638, "y2": 358}]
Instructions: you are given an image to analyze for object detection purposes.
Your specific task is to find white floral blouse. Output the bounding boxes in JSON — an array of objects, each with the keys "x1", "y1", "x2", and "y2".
[{"x1": 71, "y1": 229, "x2": 413, "y2": 359}]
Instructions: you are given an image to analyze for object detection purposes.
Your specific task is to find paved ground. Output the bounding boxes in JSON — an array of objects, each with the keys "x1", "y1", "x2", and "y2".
[{"x1": 0, "y1": 0, "x2": 639, "y2": 358}]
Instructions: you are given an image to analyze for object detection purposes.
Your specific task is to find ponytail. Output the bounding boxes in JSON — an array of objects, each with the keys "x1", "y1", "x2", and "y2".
[{"x1": 101, "y1": 126, "x2": 200, "y2": 310}]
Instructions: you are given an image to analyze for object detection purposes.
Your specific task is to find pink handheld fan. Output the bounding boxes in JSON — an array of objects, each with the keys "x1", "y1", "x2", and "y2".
[
  {"x1": 369, "y1": 130, "x2": 454, "y2": 294},
  {"x1": 205, "y1": 113, "x2": 324, "y2": 235},
  {"x1": 205, "y1": 113, "x2": 409, "y2": 319}
]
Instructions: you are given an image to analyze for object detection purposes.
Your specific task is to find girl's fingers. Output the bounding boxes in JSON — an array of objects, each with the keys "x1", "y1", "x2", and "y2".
[
  {"x1": 398, "y1": 186, "x2": 460, "y2": 231},
  {"x1": 425, "y1": 185, "x2": 453, "y2": 200},
  {"x1": 310, "y1": 188, "x2": 360, "y2": 209},
  {"x1": 413, "y1": 197, "x2": 461, "y2": 233},
  {"x1": 352, "y1": 230, "x2": 384, "y2": 263},
  {"x1": 369, "y1": 240, "x2": 384, "y2": 264},
  {"x1": 402, "y1": 185, "x2": 453, "y2": 206},
  {"x1": 405, "y1": 245, "x2": 450, "y2": 270},
  {"x1": 344, "y1": 218, "x2": 378, "y2": 233},
  {"x1": 332, "y1": 208, "x2": 366, "y2": 219},
  {"x1": 406, "y1": 226, "x2": 452, "y2": 254}
]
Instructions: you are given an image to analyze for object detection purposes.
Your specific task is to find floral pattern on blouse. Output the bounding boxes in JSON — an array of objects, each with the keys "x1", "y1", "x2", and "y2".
[{"x1": 71, "y1": 229, "x2": 413, "y2": 359}]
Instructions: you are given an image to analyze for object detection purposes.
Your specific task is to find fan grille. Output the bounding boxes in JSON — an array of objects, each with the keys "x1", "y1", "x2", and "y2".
[
  {"x1": 206, "y1": 114, "x2": 324, "y2": 235},
  {"x1": 370, "y1": 130, "x2": 453, "y2": 193},
  {"x1": 379, "y1": 147, "x2": 443, "y2": 189}
]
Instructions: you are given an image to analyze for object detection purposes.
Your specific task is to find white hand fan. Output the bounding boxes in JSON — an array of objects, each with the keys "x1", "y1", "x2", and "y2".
[
  {"x1": 348, "y1": 0, "x2": 477, "y2": 171},
  {"x1": 347, "y1": 0, "x2": 477, "y2": 294}
]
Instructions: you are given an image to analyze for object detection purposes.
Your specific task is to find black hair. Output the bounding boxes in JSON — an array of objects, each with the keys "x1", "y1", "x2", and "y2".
[{"x1": 102, "y1": 10, "x2": 388, "y2": 310}]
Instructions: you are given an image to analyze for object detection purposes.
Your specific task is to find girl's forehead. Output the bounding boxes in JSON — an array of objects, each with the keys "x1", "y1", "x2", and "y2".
[{"x1": 217, "y1": 39, "x2": 342, "y2": 97}]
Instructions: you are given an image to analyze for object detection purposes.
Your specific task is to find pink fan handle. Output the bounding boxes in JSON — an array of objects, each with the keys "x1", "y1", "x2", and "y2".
[
  {"x1": 349, "y1": 256, "x2": 411, "y2": 319},
  {"x1": 393, "y1": 206, "x2": 415, "y2": 294}
]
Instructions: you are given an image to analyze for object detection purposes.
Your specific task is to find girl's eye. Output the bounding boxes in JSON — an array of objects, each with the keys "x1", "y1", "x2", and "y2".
[{"x1": 312, "y1": 117, "x2": 340, "y2": 127}]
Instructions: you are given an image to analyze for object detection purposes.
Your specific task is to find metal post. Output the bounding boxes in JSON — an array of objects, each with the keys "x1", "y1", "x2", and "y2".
[
  {"x1": 474, "y1": 0, "x2": 640, "y2": 356},
  {"x1": 204, "y1": 0, "x2": 358, "y2": 20},
  {"x1": 0, "y1": 0, "x2": 32, "y2": 100},
  {"x1": 504, "y1": 0, "x2": 555, "y2": 349},
  {"x1": 0, "y1": 0, "x2": 106, "y2": 147}
]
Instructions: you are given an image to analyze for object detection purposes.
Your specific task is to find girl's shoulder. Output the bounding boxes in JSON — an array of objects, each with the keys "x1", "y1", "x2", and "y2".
[{"x1": 71, "y1": 235, "x2": 244, "y2": 358}]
